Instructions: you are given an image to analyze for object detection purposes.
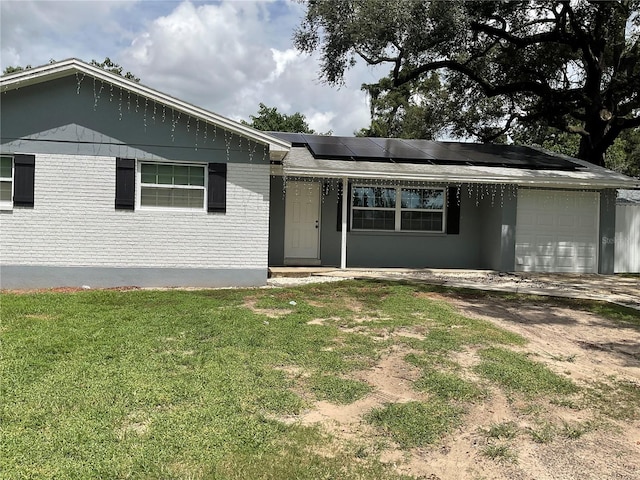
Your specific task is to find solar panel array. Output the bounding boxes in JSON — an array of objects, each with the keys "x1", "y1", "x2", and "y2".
[{"x1": 270, "y1": 133, "x2": 582, "y2": 171}]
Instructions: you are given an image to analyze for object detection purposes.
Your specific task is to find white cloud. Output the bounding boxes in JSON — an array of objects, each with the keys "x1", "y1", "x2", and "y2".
[
  {"x1": 306, "y1": 111, "x2": 336, "y2": 134},
  {"x1": 1, "y1": 0, "x2": 386, "y2": 136},
  {"x1": 269, "y1": 48, "x2": 300, "y2": 81},
  {"x1": 0, "y1": 0, "x2": 139, "y2": 68},
  {"x1": 118, "y1": 1, "x2": 383, "y2": 135}
]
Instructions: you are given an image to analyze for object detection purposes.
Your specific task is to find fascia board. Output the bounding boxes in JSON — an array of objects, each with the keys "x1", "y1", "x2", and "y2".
[
  {"x1": 1, "y1": 59, "x2": 291, "y2": 159},
  {"x1": 281, "y1": 166, "x2": 639, "y2": 189}
]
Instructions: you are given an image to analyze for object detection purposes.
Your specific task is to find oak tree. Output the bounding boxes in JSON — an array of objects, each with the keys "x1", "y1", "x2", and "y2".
[{"x1": 295, "y1": 0, "x2": 640, "y2": 167}]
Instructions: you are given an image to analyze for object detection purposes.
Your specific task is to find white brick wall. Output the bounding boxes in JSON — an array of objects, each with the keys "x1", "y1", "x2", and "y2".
[{"x1": 0, "y1": 154, "x2": 270, "y2": 269}]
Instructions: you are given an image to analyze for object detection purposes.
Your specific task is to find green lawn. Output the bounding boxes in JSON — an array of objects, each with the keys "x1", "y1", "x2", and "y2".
[{"x1": 1, "y1": 280, "x2": 638, "y2": 479}]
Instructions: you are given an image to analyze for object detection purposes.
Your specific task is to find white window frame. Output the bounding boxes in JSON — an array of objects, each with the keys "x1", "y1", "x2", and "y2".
[
  {"x1": 0, "y1": 155, "x2": 14, "y2": 211},
  {"x1": 351, "y1": 185, "x2": 446, "y2": 233},
  {"x1": 351, "y1": 185, "x2": 397, "y2": 231},
  {"x1": 136, "y1": 161, "x2": 207, "y2": 212}
]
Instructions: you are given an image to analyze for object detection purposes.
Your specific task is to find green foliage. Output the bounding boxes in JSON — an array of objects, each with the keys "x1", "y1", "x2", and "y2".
[
  {"x1": 479, "y1": 422, "x2": 519, "y2": 440},
  {"x1": 560, "y1": 420, "x2": 595, "y2": 440},
  {"x1": 527, "y1": 421, "x2": 556, "y2": 443},
  {"x1": 241, "y1": 103, "x2": 324, "y2": 134},
  {"x1": 367, "y1": 401, "x2": 464, "y2": 448},
  {"x1": 510, "y1": 123, "x2": 581, "y2": 157},
  {"x1": 89, "y1": 57, "x2": 140, "y2": 82},
  {"x1": 584, "y1": 379, "x2": 640, "y2": 420},
  {"x1": 3, "y1": 64, "x2": 32, "y2": 75},
  {"x1": 356, "y1": 72, "x2": 449, "y2": 139},
  {"x1": 481, "y1": 444, "x2": 518, "y2": 463},
  {"x1": 296, "y1": 0, "x2": 640, "y2": 165},
  {"x1": 605, "y1": 128, "x2": 640, "y2": 177},
  {"x1": 415, "y1": 368, "x2": 485, "y2": 401},
  {"x1": 475, "y1": 347, "x2": 578, "y2": 396},
  {"x1": 309, "y1": 375, "x2": 372, "y2": 404}
]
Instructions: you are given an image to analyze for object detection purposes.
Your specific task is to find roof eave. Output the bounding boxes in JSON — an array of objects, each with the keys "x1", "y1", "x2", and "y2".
[{"x1": 280, "y1": 166, "x2": 640, "y2": 189}]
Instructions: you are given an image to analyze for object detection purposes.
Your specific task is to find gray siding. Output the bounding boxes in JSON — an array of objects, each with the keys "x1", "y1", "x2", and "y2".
[
  {"x1": 269, "y1": 179, "x2": 510, "y2": 270},
  {"x1": 479, "y1": 191, "x2": 517, "y2": 271},
  {"x1": 599, "y1": 189, "x2": 617, "y2": 274},
  {"x1": 0, "y1": 266, "x2": 266, "y2": 289},
  {"x1": 1, "y1": 76, "x2": 268, "y2": 164},
  {"x1": 268, "y1": 175, "x2": 286, "y2": 266},
  {"x1": 345, "y1": 188, "x2": 484, "y2": 268},
  {"x1": 319, "y1": 183, "x2": 342, "y2": 266}
]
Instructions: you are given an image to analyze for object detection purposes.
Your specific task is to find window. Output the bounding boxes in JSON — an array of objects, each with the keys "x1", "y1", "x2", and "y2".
[
  {"x1": 400, "y1": 188, "x2": 444, "y2": 231},
  {"x1": 351, "y1": 185, "x2": 445, "y2": 232},
  {"x1": 352, "y1": 186, "x2": 396, "y2": 230},
  {"x1": 0, "y1": 156, "x2": 13, "y2": 209},
  {"x1": 139, "y1": 162, "x2": 206, "y2": 210}
]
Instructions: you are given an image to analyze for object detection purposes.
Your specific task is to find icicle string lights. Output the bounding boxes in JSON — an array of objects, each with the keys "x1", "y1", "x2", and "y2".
[
  {"x1": 279, "y1": 176, "x2": 520, "y2": 210},
  {"x1": 143, "y1": 99, "x2": 148, "y2": 130},
  {"x1": 70, "y1": 77, "x2": 524, "y2": 201},
  {"x1": 77, "y1": 76, "x2": 246, "y2": 157},
  {"x1": 195, "y1": 119, "x2": 200, "y2": 150},
  {"x1": 224, "y1": 130, "x2": 231, "y2": 158},
  {"x1": 75, "y1": 72, "x2": 85, "y2": 94},
  {"x1": 92, "y1": 77, "x2": 105, "y2": 111}
]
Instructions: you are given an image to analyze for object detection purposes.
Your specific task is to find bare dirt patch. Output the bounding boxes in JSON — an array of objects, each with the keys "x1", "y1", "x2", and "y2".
[
  {"x1": 115, "y1": 411, "x2": 151, "y2": 440},
  {"x1": 436, "y1": 293, "x2": 640, "y2": 384},
  {"x1": 298, "y1": 346, "x2": 425, "y2": 444},
  {"x1": 290, "y1": 292, "x2": 640, "y2": 480},
  {"x1": 243, "y1": 298, "x2": 291, "y2": 318}
]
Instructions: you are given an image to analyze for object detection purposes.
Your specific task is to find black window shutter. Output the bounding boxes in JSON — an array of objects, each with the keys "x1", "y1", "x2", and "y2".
[
  {"x1": 446, "y1": 186, "x2": 461, "y2": 235},
  {"x1": 115, "y1": 158, "x2": 135, "y2": 210},
  {"x1": 336, "y1": 181, "x2": 351, "y2": 232},
  {"x1": 208, "y1": 163, "x2": 227, "y2": 213},
  {"x1": 13, "y1": 154, "x2": 35, "y2": 208}
]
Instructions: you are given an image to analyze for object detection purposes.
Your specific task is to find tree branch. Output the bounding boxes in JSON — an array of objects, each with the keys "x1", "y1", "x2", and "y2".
[
  {"x1": 394, "y1": 59, "x2": 553, "y2": 98},
  {"x1": 478, "y1": 111, "x2": 522, "y2": 143},
  {"x1": 469, "y1": 21, "x2": 577, "y2": 49},
  {"x1": 353, "y1": 49, "x2": 397, "y2": 66}
]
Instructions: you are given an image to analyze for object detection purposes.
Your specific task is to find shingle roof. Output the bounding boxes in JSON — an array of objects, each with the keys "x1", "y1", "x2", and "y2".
[
  {"x1": 276, "y1": 138, "x2": 639, "y2": 189},
  {"x1": 271, "y1": 132, "x2": 582, "y2": 170}
]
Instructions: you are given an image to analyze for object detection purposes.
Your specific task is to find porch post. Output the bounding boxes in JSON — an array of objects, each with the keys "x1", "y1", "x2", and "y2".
[{"x1": 340, "y1": 177, "x2": 348, "y2": 269}]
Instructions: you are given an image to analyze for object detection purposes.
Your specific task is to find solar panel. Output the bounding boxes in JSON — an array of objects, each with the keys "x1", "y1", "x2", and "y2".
[
  {"x1": 443, "y1": 143, "x2": 579, "y2": 170},
  {"x1": 369, "y1": 138, "x2": 427, "y2": 160},
  {"x1": 268, "y1": 132, "x2": 307, "y2": 146},
  {"x1": 402, "y1": 140, "x2": 471, "y2": 164},
  {"x1": 307, "y1": 142, "x2": 355, "y2": 160},
  {"x1": 269, "y1": 132, "x2": 582, "y2": 171},
  {"x1": 340, "y1": 137, "x2": 389, "y2": 158},
  {"x1": 441, "y1": 143, "x2": 510, "y2": 166}
]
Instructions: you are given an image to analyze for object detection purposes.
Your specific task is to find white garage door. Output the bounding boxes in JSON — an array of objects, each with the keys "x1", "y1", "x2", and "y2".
[{"x1": 515, "y1": 189, "x2": 599, "y2": 273}]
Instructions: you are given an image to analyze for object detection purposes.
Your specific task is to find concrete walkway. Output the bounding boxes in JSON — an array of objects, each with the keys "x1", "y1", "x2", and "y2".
[{"x1": 268, "y1": 267, "x2": 640, "y2": 311}]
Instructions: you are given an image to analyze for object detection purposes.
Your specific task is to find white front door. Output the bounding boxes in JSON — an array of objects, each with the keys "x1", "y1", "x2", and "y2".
[
  {"x1": 285, "y1": 181, "x2": 321, "y2": 264},
  {"x1": 515, "y1": 189, "x2": 599, "y2": 273}
]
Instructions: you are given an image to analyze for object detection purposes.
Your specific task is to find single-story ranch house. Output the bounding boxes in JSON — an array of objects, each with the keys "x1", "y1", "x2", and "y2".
[{"x1": 1, "y1": 59, "x2": 638, "y2": 288}]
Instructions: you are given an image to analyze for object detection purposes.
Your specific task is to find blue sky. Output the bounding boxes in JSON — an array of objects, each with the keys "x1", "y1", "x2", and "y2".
[{"x1": 1, "y1": 0, "x2": 386, "y2": 135}]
